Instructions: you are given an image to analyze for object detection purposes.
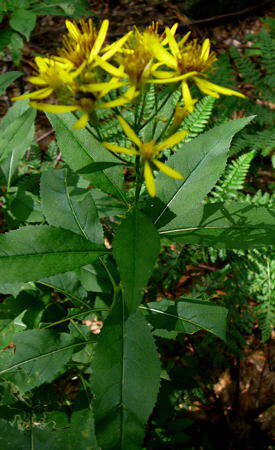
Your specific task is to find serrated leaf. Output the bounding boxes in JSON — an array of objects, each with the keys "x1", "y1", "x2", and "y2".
[
  {"x1": 0, "y1": 71, "x2": 21, "y2": 95},
  {"x1": 113, "y1": 210, "x2": 160, "y2": 314},
  {"x1": 143, "y1": 297, "x2": 228, "y2": 340},
  {"x1": 9, "y1": 9, "x2": 36, "y2": 40},
  {"x1": 47, "y1": 112, "x2": 128, "y2": 205},
  {"x1": 0, "y1": 329, "x2": 89, "y2": 393},
  {"x1": 0, "y1": 225, "x2": 107, "y2": 283},
  {"x1": 92, "y1": 299, "x2": 160, "y2": 449},
  {"x1": 0, "y1": 107, "x2": 36, "y2": 186},
  {"x1": 160, "y1": 202, "x2": 275, "y2": 249},
  {"x1": 0, "y1": 98, "x2": 29, "y2": 131},
  {"x1": 41, "y1": 168, "x2": 103, "y2": 244},
  {"x1": 151, "y1": 117, "x2": 254, "y2": 227},
  {"x1": 0, "y1": 107, "x2": 35, "y2": 162}
]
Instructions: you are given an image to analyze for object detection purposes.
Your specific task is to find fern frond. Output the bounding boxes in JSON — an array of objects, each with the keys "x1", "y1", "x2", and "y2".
[
  {"x1": 211, "y1": 151, "x2": 255, "y2": 201},
  {"x1": 247, "y1": 250, "x2": 275, "y2": 342},
  {"x1": 230, "y1": 128, "x2": 275, "y2": 156},
  {"x1": 181, "y1": 96, "x2": 215, "y2": 141},
  {"x1": 230, "y1": 47, "x2": 261, "y2": 89}
]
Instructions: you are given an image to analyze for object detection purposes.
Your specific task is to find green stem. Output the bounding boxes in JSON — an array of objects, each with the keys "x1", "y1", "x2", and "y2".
[
  {"x1": 41, "y1": 307, "x2": 110, "y2": 329},
  {"x1": 134, "y1": 155, "x2": 142, "y2": 205}
]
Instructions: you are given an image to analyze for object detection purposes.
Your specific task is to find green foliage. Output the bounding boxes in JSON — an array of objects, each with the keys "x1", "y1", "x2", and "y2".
[
  {"x1": 92, "y1": 299, "x2": 161, "y2": 449},
  {"x1": 143, "y1": 297, "x2": 228, "y2": 340},
  {"x1": 152, "y1": 116, "x2": 253, "y2": 226},
  {"x1": 212, "y1": 20, "x2": 275, "y2": 160},
  {"x1": 113, "y1": 210, "x2": 160, "y2": 314},
  {"x1": 0, "y1": 71, "x2": 21, "y2": 95},
  {"x1": 0, "y1": 225, "x2": 107, "y2": 282},
  {"x1": 0, "y1": 0, "x2": 89, "y2": 62},
  {"x1": 160, "y1": 202, "x2": 275, "y2": 249},
  {"x1": 211, "y1": 150, "x2": 255, "y2": 201},
  {"x1": 0, "y1": 17, "x2": 274, "y2": 449},
  {"x1": 47, "y1": 112, "x2": 128, "y2": 204},
  {"x1": 181, "y1": 95, "x2": 216, "y2": 141}
]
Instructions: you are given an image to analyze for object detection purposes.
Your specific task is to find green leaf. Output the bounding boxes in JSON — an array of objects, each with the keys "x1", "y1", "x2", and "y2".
[
  {"x1": 92, "y1": 299, "x2": 160, "y2": 449},
  {"x1": 9, "y1": 32, "x2": 24, "y2": 65},
  {"x1": 41, "y1": 168, "x2": 103, "y2": 244},
  {"x1": 77, "y1": 161, "x2": 124, "y2": 174},
  {"x1": 0, "y1": 107, "x2": 36, "y2": 186},
  {"x1": 113, "y1": 210, "x2": 160, "y2": 314},
  {"x1": 9, "y1": 9, "x2": 36, "y2": 39},
  {"x1": 0, "y1": 29, "x2": 13, "y2": 50},
  {"x1": 0, "y1": 71, "x2": 21, "y2": 95},
  {"x1": 0, "y1": 98, "x2": 29, "y2": 131},
  {"x1": 47, "y1": 112, "x2": 128, "y2": 205},
  {"x1": 152, "y1": 117, "x2": 254, "y2": 227},
  {"x1": 0, "y1": 410, "x2": 99, "y2": 450},
  {"x1": 160, "y1": 202, "x2": 275, "y2": 249},
  {"x1": 0, "y1": 329, "x2": 89, "y2": 393},
  {"x1": 10, "y1": 190, "x2": 44, "y2": 223},
  {"x1": 0, "y1": 419, "x2": 29, "y2": 449},
  {"x1": 143, "y1": 297, "x2": 228, "y2": 341},
  {"x1": 0, "y1": 291, "x2": 35, "y2": 321},
  {"x1": 0, "y1": 225, "x2": 107, "y2": 283},
  {"x1": 34, "y1": 410, "x2": 99, "y2": 449}
]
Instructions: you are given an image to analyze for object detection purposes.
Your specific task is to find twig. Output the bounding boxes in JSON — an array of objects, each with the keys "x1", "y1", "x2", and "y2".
[
  {"x1": 36, "y1": 129, "x2": 54, "y2": 143},
  {"x1": 185, "y1": 0, "x2": 273, "y2": 26}
]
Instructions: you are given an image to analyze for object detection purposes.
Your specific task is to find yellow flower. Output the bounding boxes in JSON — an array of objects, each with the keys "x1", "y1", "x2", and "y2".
[
  {"x1": 59, "y1": 19, "x2": 131, "y2": 75},
  {"x1": 29, "y1": 80, "x2": 137, "y2": 129},
  {"x1": 11, "y1": 56, "x2": 81, "y2": 102},
  {"x1": 114, "y1": 25, "x2": 158, "y2": 87},
  {"x1": 149, "y1": 27, "x2": 245, "y2": 113},
  {"x1": 103, "y1": 116, "x2": 188, "y2": 196}
]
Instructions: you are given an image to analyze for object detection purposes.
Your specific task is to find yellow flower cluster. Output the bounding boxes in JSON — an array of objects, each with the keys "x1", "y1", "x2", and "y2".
[{"x1": 12, "y1": 18, "x2": 245, "y2": 196}]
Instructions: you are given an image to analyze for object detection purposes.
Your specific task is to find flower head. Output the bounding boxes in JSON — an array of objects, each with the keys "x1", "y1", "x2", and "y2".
[
  {"x1": 29, "y1": 78, "x2": 135, "y2": 129},
  {"x1": 114, "y1": 24, "x2": 159, "y2": 87},
  {"x1": 103, "y1": 116, "x2": 188, "y2": 196},
  {"x1": 149, "y1": 27, "x2": 245, "y2": 112},
  {"x1": 11, "y1": 56, "x2": 81, "y2": 102},
  {"x1": 59, "y1": 18, "x2": 109, "y2": 67}
]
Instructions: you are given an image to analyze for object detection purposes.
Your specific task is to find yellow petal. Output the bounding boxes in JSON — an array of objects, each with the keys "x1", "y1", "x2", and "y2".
[
  {"x1": 162, "y1": 22, "x2": 178, "y2": 45},
  {"x1": 85, "y1": 80, "x2": 124, "y2": 93},
  {"x1": 144, "y1": 161, "x2": 156, "y2": 197},
  {"x1": 65, "y1": 20, "x2": 80, "y2": 40},
  {"x1": 70, "y1": 61, "x2": 87, "y2": 79},
  {"x1": 181, "y1": 81, "x2": 196, "y2": 112},
  {"x1": 29, "y1": 102, "x2": 78, "y2": 113},
  {"x1": 178, "y1": 31, "x2": 191, "y2": 47},
  {"x1": 103, "y1": 142, "x2": 138, "y2": 155},
  {"x1": 152, "y1": 159, "x2": 183, "y2": 179},
  {"x1": 200, "y1": 38, "x2": 210, "y2": 62},
  {"x1": 194, "y1": 77, "x2": 246, "y2": 98},
  {"x1": 117, "y1": 116, "x2": 141, "y2": 147},
  {"x1": 102, "y1": 31, "x2": 132, "y2": 61},
  {"x1": 73, "y1": 113, "x2": 89, "y2": 129},
  {"x1": 94, "y1": 56, "x2": 126, "y2": 78},
  {"x1": 165, "y1": 27, "x2": 180, "y2": 58},
  {"x1": 89, "y1": 19, "x2": 109, "y2": 61},
  {"x1": 99, "y1": 96, "x2": 131, "y2": 108},
  {"x1": 148, "y1": 71, "x2": 197, "y2": 84},
  {"x1": 155, "y1": 129, "x2": 188, "y2": 152},
  {"x1": 12, "y1": 87, "x2": 53, "y2": 101},
  {"x1": 153, "y1": 70, "x2": 175, "y2": 79},
  {"x1": 150, "y1": 38, "x2": 178, "y2": 69},
  {"x1": 27, "y1": 76, "x2": 47, "y2": 86},
  {"x1": 34, "y1": 56, "x2": 48, "y2": 72}
]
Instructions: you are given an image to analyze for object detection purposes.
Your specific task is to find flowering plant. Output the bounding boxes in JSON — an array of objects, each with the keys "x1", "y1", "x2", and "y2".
[{"x1": 0, "y1": 18, "x2": 274, "y2": 448}]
